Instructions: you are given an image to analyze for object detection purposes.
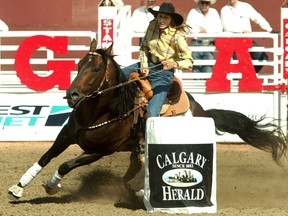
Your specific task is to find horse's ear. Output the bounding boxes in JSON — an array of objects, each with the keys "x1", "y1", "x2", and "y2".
[
  {"x1": 89, "y1": 38, "x2": 97, "y2": 52},
  {"x1": 105, "y1": 42, "x2": 113, "y2": 55}
]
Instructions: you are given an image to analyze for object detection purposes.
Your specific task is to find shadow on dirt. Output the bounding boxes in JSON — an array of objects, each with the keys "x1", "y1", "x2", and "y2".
[
  {"x1": 9, "y1": 195, "x2": 76, "y2": 205},
  {"x1": 9, "y1": 169, "x2": 145, "y2": 210}
]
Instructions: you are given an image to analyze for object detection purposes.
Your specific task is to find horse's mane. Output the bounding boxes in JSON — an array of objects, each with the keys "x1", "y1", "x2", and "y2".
[{"x1": 96, "y1": 48, "x2": 138, "y2": 117}]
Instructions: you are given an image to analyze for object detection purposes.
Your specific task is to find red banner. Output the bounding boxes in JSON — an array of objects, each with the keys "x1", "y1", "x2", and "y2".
[
  {"x1": 100, "y1": 18, "x2": 114, "y2": 49},
  {"x1": 283, "y1": 19, "x2": 288, "y2": 78}
]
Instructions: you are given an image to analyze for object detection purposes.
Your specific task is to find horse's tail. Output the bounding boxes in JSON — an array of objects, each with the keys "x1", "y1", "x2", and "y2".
[{"x1": 205, "y1": 109, "x2": 287, "y2": 165}]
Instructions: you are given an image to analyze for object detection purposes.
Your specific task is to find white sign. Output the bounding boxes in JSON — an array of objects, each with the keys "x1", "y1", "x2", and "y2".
[{"x1": 0, "y1": 93, "x2": 71, "y2": 141}]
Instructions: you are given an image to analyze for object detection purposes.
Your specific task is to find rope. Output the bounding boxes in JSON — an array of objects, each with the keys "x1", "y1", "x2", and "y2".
[
  {"x1": 87, "y1": 104, "x2": 144, "y2": 130},
  {"x1": 85, "y1": 63, "x2": 165, "y2": 98},
  {"x1": 118, "y1": 62, "x2": 162, "y2": 70}
]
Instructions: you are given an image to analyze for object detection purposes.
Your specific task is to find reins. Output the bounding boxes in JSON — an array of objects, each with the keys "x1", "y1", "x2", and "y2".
[
  {"x1": 84, "y1": 62, "x2": 164, "y2": 98},
  {"x1": 87, "y1": 104, "x2": 143, "y2": 130},
  {"x1": 76, "y1": 51, "x2": 164, "y2": 130}
]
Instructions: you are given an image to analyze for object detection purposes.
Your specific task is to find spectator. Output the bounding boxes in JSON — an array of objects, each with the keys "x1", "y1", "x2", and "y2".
[
  {"x1": 186, "y1": 0, "x2": 222, "y2": 73},
  {"x1": 131, "y1": 0, "x2": 159, "y2": 34},
  {"x1": 99, "y1": 0, "x2": 113, "y2": 6},
  {"x1": 220, "y1": 0, "x2": 277, "y2": 73}
]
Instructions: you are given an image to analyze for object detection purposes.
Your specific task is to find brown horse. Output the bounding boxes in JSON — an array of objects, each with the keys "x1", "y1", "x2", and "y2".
[{"x1": 8, "y1": 39, "x2": 287, "y2": 201}]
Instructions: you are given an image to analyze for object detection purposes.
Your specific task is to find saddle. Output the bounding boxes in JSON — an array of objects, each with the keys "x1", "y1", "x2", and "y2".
[{"x1": 129, "y1": 72, "x2": 189, "y2": 117}]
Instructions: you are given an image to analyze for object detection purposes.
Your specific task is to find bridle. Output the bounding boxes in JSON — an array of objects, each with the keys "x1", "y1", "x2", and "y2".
[
  {"x1": 86, "y1": 51, "x2": 111, "y2": 96},
  {"x1": 73, "y1": 50, "x2": 165, "y2": 130},
  {"x1": 74, "y1": 50, "x2": 145, "y2": 130}
]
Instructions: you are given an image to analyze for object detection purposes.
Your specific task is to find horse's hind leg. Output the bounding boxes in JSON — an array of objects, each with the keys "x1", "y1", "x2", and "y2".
[
  {"x1": 44, "y1": 152, "x2": 103, "y2": 195},
  {"x1": 8, "y1": 125, "x2": 74, "y2": 200}
]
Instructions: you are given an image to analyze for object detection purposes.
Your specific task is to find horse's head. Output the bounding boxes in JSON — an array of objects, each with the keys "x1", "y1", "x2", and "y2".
[{"x1": 66, "y1": 39, "x2": 115, "y2": 108}]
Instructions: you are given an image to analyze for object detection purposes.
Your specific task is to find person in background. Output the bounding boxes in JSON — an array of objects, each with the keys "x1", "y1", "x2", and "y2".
[
  {"x1": 186, "y1": 0, "x2": 222, "y2": 73},
  {"x1": 131, "y1": 0, "x2": 159, "y2": 34},
  {"x1": 220, "y1": 0, "x2": 278, "y2": 73},
  {"x1": 99, "y1": 0, "x2": 113, "y2": 6}
]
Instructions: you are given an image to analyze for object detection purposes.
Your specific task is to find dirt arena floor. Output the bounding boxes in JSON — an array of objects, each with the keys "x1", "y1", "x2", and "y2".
[{"x1": 1, "y1": 141, "x2": 288, "y2": 216}]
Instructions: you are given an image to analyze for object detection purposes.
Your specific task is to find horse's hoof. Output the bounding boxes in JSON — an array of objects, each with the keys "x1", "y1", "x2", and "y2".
[
  {"x1": 43, "y1": 183, "x2": 62, "y2": 195},
  {"x1": 8, "y1": 185, "x2": 23, "y2": 201}
]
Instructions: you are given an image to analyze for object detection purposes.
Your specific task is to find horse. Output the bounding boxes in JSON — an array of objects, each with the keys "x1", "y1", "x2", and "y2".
[{"x1": 8, "y1": 38, "x2": 287, "y2": 201}]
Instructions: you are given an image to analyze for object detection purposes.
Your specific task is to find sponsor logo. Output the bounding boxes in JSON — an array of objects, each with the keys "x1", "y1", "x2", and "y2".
[
  {"x1": 148, "y1": 144, "x2": 214, "y2": 207},
  {"x1": 162, "y1": 168, "x2": 202, "y2": 188},
  {"x1": 0, "y1": 105, "x2": 71, "y2": 127}
]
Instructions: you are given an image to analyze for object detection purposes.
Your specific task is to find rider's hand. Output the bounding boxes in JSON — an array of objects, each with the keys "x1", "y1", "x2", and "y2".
[
  {"x1": 140, "y1": 69, "x2": 149, "y2": 76},
  {"x1": 162, "y1": 60, "x2": 177, "y2": 70}
]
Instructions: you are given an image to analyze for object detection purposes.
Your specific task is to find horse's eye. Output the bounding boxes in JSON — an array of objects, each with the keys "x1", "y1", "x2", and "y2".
[{"x1": 94, "y1": 67, "x2": 100, "y2": 72}]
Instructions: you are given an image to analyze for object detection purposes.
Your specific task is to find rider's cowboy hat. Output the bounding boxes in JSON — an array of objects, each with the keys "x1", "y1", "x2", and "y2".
[
  {"x1": 194, "y1": 0, "x2": 217, "y2": 4},
  {"x1": 148, "y1": 2, "x2": 184, "y2": 26}
]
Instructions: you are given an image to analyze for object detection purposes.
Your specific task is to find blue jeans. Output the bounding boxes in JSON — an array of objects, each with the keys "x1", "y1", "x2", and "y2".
[
  {"x1": 191, "y1": 41, "x2": 214, "y2": 73},
  {"x1": 122, "y1": 61, "x2": 174, "y2": 117}
]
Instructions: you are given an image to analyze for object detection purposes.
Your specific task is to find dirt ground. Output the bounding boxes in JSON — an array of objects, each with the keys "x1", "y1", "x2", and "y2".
[{"x1": 1, "y1": 141, "x2": 288, "y2": 216}]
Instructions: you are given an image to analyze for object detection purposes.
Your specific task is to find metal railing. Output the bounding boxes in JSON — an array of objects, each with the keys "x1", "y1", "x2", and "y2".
[{"x1": 125, "y1": 32, "x2": 282, "y2": 93}]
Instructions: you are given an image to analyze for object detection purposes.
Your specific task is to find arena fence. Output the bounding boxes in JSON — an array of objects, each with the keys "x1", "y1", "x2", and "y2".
[{"x1": 0, "y1": 31, "x2": 286, "y2": 141}]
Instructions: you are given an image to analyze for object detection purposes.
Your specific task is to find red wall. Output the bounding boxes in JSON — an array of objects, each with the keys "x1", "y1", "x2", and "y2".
[{"x1": 0, "y1": 0, "x2": 283, "y2": 32}]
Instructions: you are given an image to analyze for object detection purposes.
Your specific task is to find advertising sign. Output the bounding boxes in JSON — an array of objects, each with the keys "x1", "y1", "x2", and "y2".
[
  {"x1": 0, "y1": 93, "x2": 71, "y2": 141},
  {"x1": 282, "y1": 8, "x2": 288, "y2": 78},
  {"x1": 144, "y1": 117, "x2": 217, "y2": 214},
  {"x1": 98, "y1": 5, "x2": 117, "y2": 49},
  {"x1": 100, "y1": 18, "x2": 114, "y2": 48}
]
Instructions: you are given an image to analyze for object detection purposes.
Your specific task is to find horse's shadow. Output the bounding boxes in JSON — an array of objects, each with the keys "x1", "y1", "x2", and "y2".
[{"x1": 10, "y1": 169, "x2": 145, "y2": 210}]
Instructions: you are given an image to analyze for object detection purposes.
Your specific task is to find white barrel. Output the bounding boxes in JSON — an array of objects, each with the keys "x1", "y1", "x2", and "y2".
[{"x1": 143, "y1": 116, "x2": 217, "y2": 214}]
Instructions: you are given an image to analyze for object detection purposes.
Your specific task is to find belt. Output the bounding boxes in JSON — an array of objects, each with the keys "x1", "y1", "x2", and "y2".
[{"x1": 192, "y1": 39, "x2": 214, "y2": 46}]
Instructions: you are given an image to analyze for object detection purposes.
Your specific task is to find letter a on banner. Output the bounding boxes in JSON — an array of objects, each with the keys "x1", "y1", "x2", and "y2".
[{"x1": 206, "y1": 38, "x2": 263, "y2": 92}]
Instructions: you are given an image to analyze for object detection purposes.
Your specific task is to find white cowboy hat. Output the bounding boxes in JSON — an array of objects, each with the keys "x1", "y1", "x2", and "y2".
[{"x1": 194, "y1": 0, "x2": 217, "y2": 5}]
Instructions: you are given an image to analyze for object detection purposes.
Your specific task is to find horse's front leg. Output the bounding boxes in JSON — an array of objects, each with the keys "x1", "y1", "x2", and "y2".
[
  {"x1": 44, "y1": 152, "x2": 103, "y2": 195},
  {"x1": 8, "y1": 125, "x2": 74, "y2": 201},
  {"x1": 123, "y1": 148, "x2": 142, "y2": 182}
]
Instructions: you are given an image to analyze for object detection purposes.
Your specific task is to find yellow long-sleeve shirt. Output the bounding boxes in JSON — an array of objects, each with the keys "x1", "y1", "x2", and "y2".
[{"x1": 140, "y1": 20, "x2": 193, "y2": 70}]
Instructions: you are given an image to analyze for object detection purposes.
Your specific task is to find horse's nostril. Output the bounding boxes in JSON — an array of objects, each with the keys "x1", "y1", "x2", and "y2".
[{"x1": 71, "y1": 92, "x2": 79, "y2": 100}]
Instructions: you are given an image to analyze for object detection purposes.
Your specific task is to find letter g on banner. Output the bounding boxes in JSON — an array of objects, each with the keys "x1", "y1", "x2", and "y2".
[{"x1": 15, "y1": 35, "x2": 76, "y2": 91}]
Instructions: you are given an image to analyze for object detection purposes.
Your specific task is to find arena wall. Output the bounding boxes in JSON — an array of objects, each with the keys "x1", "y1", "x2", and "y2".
[{"x1": 0, "y1": 0, "x2": 283, "y2": 33}]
